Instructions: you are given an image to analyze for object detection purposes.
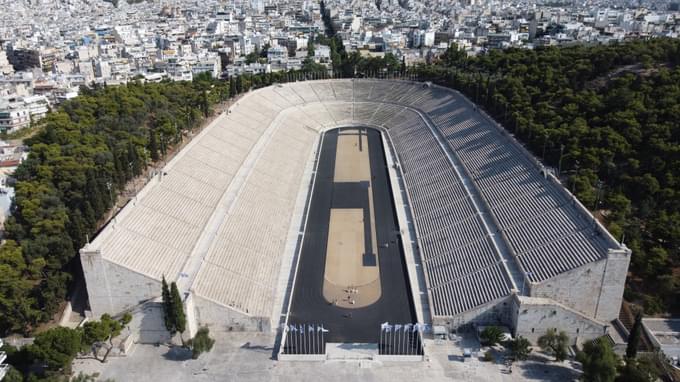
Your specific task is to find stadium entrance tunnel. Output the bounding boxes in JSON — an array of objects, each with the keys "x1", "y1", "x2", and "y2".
[{"x1": 284, "y1": 127, "x2": 420, "y2": 354}]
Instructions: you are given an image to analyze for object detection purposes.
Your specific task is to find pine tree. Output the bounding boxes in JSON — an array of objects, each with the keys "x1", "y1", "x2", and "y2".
[
  {"x1": 626, "y1": 312, "x2": 643, "y2": 359},
  {"x1": 161, "y1": 276, "x2": 173, "y2": 332}
]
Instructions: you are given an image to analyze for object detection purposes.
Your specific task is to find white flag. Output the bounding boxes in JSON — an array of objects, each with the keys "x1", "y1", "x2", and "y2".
[
  {"x1": 394, "y1": 324, "x2": 402, "y2": 331},
  {"x1": 413, "y1": 323, "x2": 420, "y2": 332},
  {"x1": 404, "y1": 324, "x2": 412, "y2": 332},
  {"x1": 320, "y1": 325, "x2": 329, "y2": 333},
  {"x1": 289, "y1": 324, "x2": 297, "y2": 332},
  {"x1": 308, "y1": 325, "x2": 315, "y2": 333},
  {"x1": 380, "y1": 322, "x2": 390, "y2": 330}
]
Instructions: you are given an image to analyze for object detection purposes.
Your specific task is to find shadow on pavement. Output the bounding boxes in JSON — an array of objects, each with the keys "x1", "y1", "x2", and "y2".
[
  {"x1": 162, "y1": 346, "x2": 192, "y2": 361},
  {"x1": 240, "y1": 342, "x2": 273, "y2": 353},
  {"x1": 517, "y1": 360, "x2": 581, "y2": 381}
]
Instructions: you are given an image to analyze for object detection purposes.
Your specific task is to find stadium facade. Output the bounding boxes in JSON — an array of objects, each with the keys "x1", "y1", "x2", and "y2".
[{"x1": 80, "y1": 79, "x2": 630, "y2": 347}]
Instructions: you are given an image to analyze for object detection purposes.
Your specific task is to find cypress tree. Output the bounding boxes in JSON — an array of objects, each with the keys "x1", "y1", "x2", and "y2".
[
  {"x1": 127, "y1": 141, "x2": 140, "y2": 176},
  {"x1": 161, "y1": 276, "x2": 173, "y2": 332},
  {"x1": 149, "y1": 129, "x2": 159, "y2": 162},
  {"x1": 201, "y1": 90, "x2": 209, "y2": 118},
  {"x1": 236, "y1": 75, "x2": 243, "y2": 94},
  {"x1": 67, "y1": 210, "x2": 86, "y2": 250},
  {"x1": 626, "y1": 311, "x2": 643, "y2": 359},
  {"x1": 170, "y1": 282, "x2": 186, "y2": 334},
  {"x1": 229, "y1": 78, "x2": 237, "y2": 97},
  {"x1": 83, "y1": 201, "x2": 97, "y2": 232},
  {"x1": 86, "y1": 171, "x2": 105, "y2": 217}
]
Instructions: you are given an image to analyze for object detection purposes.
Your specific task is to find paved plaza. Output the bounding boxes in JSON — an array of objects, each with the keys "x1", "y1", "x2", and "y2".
[{"x1": 72, "y1": 332, "x2": 581, "y2": 381}]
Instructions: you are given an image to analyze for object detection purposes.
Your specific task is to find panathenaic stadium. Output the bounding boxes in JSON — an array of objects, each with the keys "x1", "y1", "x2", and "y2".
[{"x1": 80, "y1": 79, "x2": 631, "y2": 359}]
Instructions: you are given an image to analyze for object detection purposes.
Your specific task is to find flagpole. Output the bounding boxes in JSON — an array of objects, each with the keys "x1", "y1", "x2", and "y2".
[
  {"x1": 406, "y1": 329, "x2": 410, "y2": 356},
  {"x1": 398, "y1": 325, "x2": 402, "y2": 355},
  {"x1": 285, "y1": 327, "x2": 289, "y2": 354},
  {"x1": 388, "y1": 328, "x2": 391, "y2": 355},
  {"x1": 291, "y1": 325, "x2": 295, "y2": 355},
  {"x1": 390, "y1": 328, "x2": 394, "y2": 355},
  {"x1": 391, "y1": 325, "x2": 395, "y2": 355},
  {"x1": 400, "y1": 326, "x2": 404, "y2": 355},
  {"x1": 400, "y1": 327, "x2": 404, "y2": 355}
]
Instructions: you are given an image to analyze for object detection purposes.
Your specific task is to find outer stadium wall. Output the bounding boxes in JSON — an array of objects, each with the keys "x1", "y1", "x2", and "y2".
[
  {"x1": 192, "y1": 294, "x2": 271, "y2": 333},
  {"x1": 80, "y1": 248, "x2": 161, "y2": 316},
  {"x1": 529, "y1": 249, "x2": 630, "y2": 323},
  {"x1": 510, "y1": 295, "x2": 609, "y2": 346},
  {"x1": 431, "y1": 297, "x2": 515, "y2": 331}
]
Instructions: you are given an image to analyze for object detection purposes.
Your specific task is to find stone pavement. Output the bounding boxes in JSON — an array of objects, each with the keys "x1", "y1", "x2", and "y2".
[{"x1": 72, "y1": 332, "x2": 581, "y2": 382}]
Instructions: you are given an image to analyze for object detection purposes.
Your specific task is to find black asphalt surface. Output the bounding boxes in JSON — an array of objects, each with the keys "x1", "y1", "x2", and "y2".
[{"x1": 288, "y1": 128, "x2": 418, "y2": 346}]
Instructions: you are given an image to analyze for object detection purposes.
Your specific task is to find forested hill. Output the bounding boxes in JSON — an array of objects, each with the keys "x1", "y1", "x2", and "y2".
[
  {"x1": 0, "y1": 75, "x2": 230, "y2": 335},
  {"x1": 0, "y1": 69, "x2": 323, "y2": 336},
  {"x1": 416, "y1": 39, "x2": 680, "y2": 314}
]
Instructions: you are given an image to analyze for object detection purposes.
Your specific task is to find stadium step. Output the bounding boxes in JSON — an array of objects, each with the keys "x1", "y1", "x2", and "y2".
[{"x1": 326, "y1": 343, "x2": 378, "y2": 360}]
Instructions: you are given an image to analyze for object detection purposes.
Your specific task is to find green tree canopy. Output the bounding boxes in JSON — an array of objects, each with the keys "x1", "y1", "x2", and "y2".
[
  {"x1": 577, "y1": 339, "x2": 619, "y2": 382},
  {"x1": 479, "y1": 326, "x2": 505, "y2": 347},
  {"x1": 28, "y1": 327, "x2": 83, "y2": 372},
  {"x1": 189, "y1": 327, "x2": 215, "y2": 359},
  {"x1": 537, "y1": 328, "x2": 570, "y2": 361},
  {"x1": 506, "y1": 336, "x2": 532, "y2": 361}
]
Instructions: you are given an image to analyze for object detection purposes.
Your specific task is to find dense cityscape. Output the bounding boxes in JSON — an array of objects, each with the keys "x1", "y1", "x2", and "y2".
[
  {"x1": 0, "y1": 0, "x2": 679, "y2": 381},
  {"x1": 1, "y1": 0, "x2": 679, "y2": 132}
]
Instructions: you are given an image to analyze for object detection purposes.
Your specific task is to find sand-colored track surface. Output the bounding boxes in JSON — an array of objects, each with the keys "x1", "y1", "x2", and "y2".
[{"x1": 322, "y1": 129, "x2": 381, "y2": 308}]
